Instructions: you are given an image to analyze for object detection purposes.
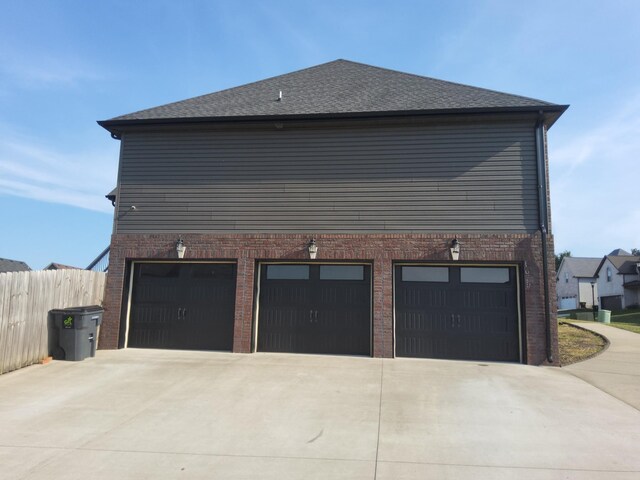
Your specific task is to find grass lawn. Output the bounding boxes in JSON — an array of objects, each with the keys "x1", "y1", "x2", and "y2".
[
  {"x1": 557, "y1": 322, "x2": 607, "y2": 366},
  {"x1": 609, "y1": 309, "x2": 640, "y2": 334}
]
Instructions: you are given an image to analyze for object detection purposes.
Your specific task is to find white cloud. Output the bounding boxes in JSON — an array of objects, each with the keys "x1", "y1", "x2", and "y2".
[
  {"x1": 552, "y1": 95, "x2": 640, "y2": 171},
  {"x1": 550, "y1": 95, "x2": 640, "y2": 256},
  {"x1": 0, "y1": 131, "x2": 118, "y2": 213},
  {"x1": 0, "y1": 50, "x2": 105, "y2": 88}
]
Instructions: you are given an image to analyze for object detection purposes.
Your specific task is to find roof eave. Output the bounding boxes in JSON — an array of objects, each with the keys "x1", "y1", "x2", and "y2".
[{"x1": 98, "y1": 104, "x2": 569, "y2": 136}]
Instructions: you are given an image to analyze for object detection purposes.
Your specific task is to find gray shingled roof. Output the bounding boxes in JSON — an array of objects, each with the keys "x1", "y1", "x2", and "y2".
[
  {"x1": 561, "y1": 257, "x2": 601, "y2": 278},
  {"x1": 608, "y1": 248, "x2": 630, "y2": 256},
  {"x1": 0, "y1": 258, "x2": 31, "y2": 273},
  {"x1": 100, "y1": 60, "x2": 566, "y2": 127},
  {"x1": 607, "y1": 255, "x2": 640, "y2": 274},
  {"x1": 595, "y1": 254, "x2": 640, "y2": 277},
  {"x1": 44, "y1": 263, "x2": 81, "y2": 270}
]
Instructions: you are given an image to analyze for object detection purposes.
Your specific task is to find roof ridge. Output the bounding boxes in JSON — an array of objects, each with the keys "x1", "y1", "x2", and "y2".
[{"x1": 565, "y1": 256, "x2": 601, "y2": 260}]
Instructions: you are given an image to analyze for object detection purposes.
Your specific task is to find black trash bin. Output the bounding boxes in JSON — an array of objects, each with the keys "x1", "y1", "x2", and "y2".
[{"x1": 49, "y1": 306, "x2": 103, "y2": 361}]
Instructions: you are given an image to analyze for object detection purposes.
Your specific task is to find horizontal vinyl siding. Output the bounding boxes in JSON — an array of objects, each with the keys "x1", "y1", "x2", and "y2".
[{"x1": 116, "y1": 122, "x2": 539, "y2": 233}]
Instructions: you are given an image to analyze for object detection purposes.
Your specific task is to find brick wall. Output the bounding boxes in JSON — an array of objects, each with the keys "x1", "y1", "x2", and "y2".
[{"x1": 100, "y1": 232, "x2": 558, "y2": 365}]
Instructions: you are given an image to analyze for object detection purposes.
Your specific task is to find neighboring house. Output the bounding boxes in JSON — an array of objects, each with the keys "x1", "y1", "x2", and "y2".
[
  {"x1": 0, "y1": 258, "x2": 31, "y2": 273},
  {"x1": 556, "y1": 257, "x2": 600, "y2": 309},
  {"x1": 44, "y1": 263, "x2": 81, "y2": 270},
  {"x1": 97, "y1": 59, "x2": 567, "y2": 365},
  {"x1": 595, "y1": 249, "x2": 640, "y2": 310}
]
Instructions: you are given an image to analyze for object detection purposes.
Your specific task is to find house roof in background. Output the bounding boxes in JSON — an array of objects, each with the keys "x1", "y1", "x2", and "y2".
[
  {"x1": 0, "y1": 258, "x2": 31, "y2": 273},
  {"x1": 99, "y1": 59, "x2": 567, "y2": 131},
  {"x1": 44, "y1": 263, "x2": 81, "y2": 270},
  {"x1": 558, "y1": 257, "x2": 601, "y2": 278},
  {"x1": 608, "y1": 248, "x2": 631, "y2": 256},
  {"x1": 608, "y1": 256, "x2": 640, "y2": 274},
  {"x1": 596, "y1": 255, "x2": 640, "y2": 276}
]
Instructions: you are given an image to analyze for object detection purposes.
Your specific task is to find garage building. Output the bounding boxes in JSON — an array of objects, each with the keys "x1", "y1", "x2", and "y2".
[{"x1": 98, "y1": 60, "x2": 567, "y2": 364}]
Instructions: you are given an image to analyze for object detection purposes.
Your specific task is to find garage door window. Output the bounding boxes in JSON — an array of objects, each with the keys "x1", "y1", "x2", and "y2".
[
  {"x1": 402, "y1": 266, "x2": 449, "y2": 282},
  {"x1": 266, "y1": 265, "x2": 310, "y2": 280},
  {"x1": 320, "y1": 265, "x2": 364, "y2": 280},
  {"x1": 139, "y1": 263, "x2": 180, "y2": 278},
  {"x1": 190, "y1": 263, "x2": 235, "y2": 279},
  {"x1": 460, "y1": 267, "x2": 509, "y2": 284}
]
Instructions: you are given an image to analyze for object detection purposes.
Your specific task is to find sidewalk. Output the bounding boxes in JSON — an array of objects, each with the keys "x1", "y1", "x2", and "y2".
[{"x1": 565, "y1": 321, "x2": 640, "y2": 410}]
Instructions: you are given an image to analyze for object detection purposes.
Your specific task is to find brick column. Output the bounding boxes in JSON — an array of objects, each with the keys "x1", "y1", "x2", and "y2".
[{"x1": 233, "y1": 256, "x2": 255, "y2": 353}]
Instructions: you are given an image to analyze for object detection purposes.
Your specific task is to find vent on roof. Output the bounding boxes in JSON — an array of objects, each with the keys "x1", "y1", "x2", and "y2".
[{"x1": 277, "y1": 90, "x2": 283, "y2": 102}]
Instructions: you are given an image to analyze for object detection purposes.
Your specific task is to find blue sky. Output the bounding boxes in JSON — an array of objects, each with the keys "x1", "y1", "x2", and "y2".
[{"x1": 1, "y1": 0, "x2": 638, "y2": 269}]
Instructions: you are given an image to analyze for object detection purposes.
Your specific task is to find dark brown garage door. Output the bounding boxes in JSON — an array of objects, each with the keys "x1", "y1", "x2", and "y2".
[
  {"x1": 258, "y1": 264, "x2": 371, "y2": 355},
  {"x1": 128, "y1": 263, "x2": 236, "y2": 351},
  {"x1": 395, "y1": 265, "x2": 520, "y2": 362},
  {"x1": 600, "y1": 295, "x2": 622, "y2": 311}
]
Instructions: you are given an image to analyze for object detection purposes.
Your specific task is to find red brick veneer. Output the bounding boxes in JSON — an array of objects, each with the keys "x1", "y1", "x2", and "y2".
[{"x1": 100, "y1": 232, "x2": 558, "y2": 365}]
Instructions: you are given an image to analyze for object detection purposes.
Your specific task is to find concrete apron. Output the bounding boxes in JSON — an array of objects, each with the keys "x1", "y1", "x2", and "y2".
[{"x1": 0, "y1": 349, "x2": 639, "y2": 480}]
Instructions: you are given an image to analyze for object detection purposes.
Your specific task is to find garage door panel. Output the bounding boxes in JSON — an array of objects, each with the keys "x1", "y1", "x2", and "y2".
[
  {"x1": 128, "y1": 304, "x2": 175, "y2": 349},
  {"x1": 128, "y1": 263, "x2": 236, "y2": 351},
  {"x1": 601, "y1": 296, "x2": 622, "y2": 311},
  {"x1": 262, "y1": 285, "x2": 310, "y2": 305},
  {"x1": 259, "y1": 331, "x2": 298, "y2": 352},
  {"x1": 258, "y1": 264, "x2": 371, "y2": 356},
  {"x1": 395, "y1": 265, "x2": 520, "y2": 362},
  {"x1": 136, "y1": 284, "x2": 179, "y2": 303},
  {"x1": 318, "y1": 283, "x2": 370, "y2": 307},
  {"x1": 397, "y1": 334, "x2": 454, "y2": 359},
  {"x1": 460, "y1": 335, "x2": 519, "y2": 362},
  {"x1": 399, "y1": 285, "x2": 448, "y2": 309},
  {"x1": 316, "y1": 308, "x2": 370, "y2": 355},
  {"x1": 559, "y1": 297, "x2": 577, "y2": 310},
  {"x1": 396, "y1": 310, "x2": 452, "y2": 332}
]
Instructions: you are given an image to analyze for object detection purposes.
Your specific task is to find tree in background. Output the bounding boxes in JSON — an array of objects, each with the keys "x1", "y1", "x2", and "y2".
[
  {"x1": 632, "y1": 248, "x2": 640, "y2": 256},
  {"x1": 555, "y1": 250, "x2": 571, "y2": 271}
]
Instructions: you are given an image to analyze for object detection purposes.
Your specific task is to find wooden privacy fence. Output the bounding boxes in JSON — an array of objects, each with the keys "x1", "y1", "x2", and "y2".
[{"x1": 0, "y1": 269, "x2": 106, "y2": 375}]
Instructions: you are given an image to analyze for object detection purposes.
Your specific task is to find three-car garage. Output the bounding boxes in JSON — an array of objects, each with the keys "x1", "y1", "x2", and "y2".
[{"x1": 124, "y1": 261, "x2": 522, "y2": 363}]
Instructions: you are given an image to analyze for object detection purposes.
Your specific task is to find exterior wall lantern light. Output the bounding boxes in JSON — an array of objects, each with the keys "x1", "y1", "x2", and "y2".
[
  {"x1": 450, "y1": 238, "x2": 460, "y2": 261},
  {"x1": 176, "y1": 237, "x2": 186, "y2": 259},
  {"x1": 308, "y1": 239, "x2": 318, "y2": 260}
]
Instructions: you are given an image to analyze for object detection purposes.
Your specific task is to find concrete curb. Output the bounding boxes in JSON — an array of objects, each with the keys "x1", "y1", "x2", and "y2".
[{"x1": 559, "y1": 321, "x2": 610, "y2": 366}]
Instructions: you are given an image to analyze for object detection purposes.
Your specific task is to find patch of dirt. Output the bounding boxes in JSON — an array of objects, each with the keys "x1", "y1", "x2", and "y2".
[{"x1": 558, "y1": 322, "x2": 607, "y2": 366}]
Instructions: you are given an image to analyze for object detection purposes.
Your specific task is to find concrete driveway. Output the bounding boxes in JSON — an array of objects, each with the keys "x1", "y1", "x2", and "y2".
[{"x1": 1, "y1": 350, "x2": 639, "y2": 480}]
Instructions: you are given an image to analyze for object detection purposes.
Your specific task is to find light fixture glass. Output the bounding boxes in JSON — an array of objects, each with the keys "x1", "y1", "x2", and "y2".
[
  {"x1": 450, "y1": 238, "x2": 460, "y2": 261},
  {"x1": 308, "y1": 239, "x2": 318, "y2": 260},
  {"x1": 176, "y1": 237, "x2": 186, "y2": 259}
]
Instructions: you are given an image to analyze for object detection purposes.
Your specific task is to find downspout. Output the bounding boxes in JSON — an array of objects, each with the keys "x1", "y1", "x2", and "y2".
[{"x1": 535, "y1": 112, "x2": 553, "y2": 363}]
